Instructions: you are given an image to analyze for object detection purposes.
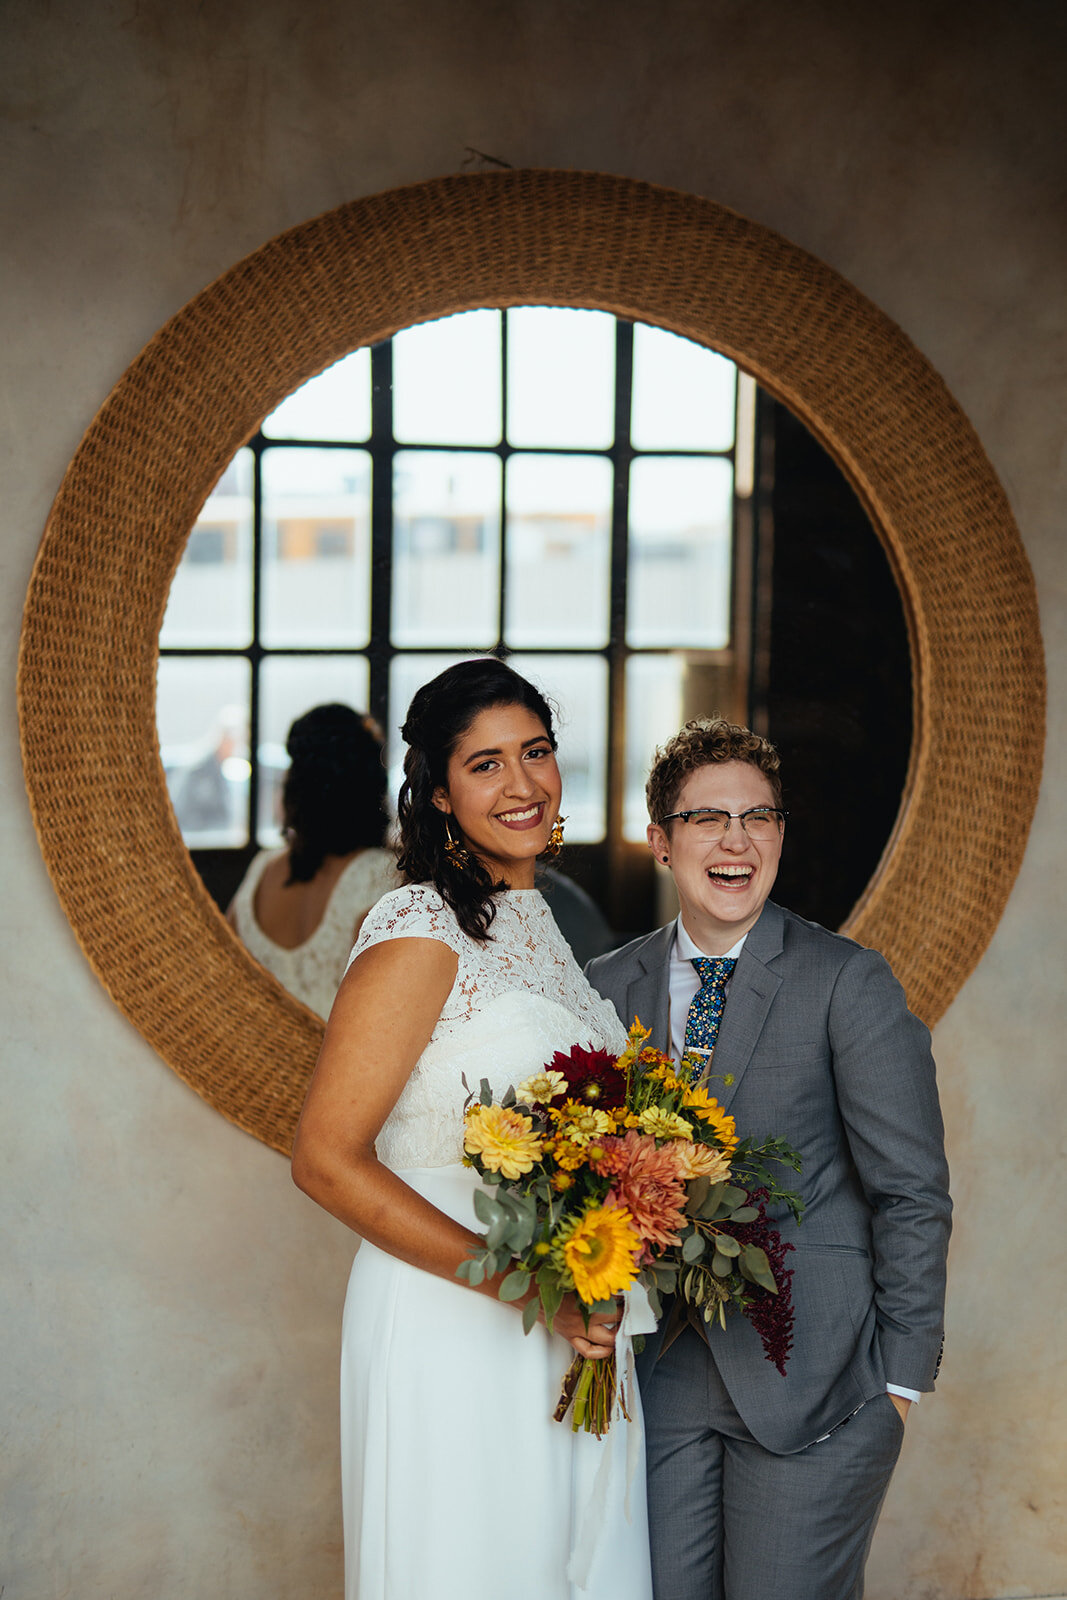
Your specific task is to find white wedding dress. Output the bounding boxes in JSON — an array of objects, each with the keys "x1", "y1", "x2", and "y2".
[{"x1": 340, "y1": 885, "x2": 654, "y2": 1600}]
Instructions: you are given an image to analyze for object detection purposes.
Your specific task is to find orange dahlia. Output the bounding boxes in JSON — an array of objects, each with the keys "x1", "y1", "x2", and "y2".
[{"x1": 589, "y1": 1132, "x2": 688, "y2": 1252}]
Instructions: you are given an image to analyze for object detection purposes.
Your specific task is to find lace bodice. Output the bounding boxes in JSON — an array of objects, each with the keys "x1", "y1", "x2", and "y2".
[
  {"x1": 348, "y1": 884, "x2": 628, "y2": 1169},
  {"x1": 231, "y1": 846, "x2": 399, "y2": 1019}
]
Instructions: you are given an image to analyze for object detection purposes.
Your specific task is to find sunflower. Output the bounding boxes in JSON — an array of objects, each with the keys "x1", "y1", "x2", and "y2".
[
  {"x1": 558, "y1": 1203, "x2": 642, "y2": 1303},
  {"x1": 463, "y1": 1104, "x2": 544, "y2": 1179},
  {"x1": 680, "y1": 1087, "x2": 739, "y2": 1153}
]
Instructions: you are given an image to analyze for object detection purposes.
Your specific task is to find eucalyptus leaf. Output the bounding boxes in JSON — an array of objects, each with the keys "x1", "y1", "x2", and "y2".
[
  {"x1": 479, "y1": 1078, "x2": 493, "y2": 1106},
  {"x1": 686, "y1": 1176, "x2": 711, "y2": 1214},
  {"x1": 501, "y1": 1084, "x2": 517, "y2": 1108},
  {"x1": 646, "y1": 1285, "x2": 663, "y2": 1320},
  {"x1": 499, "y1": 1269, "x2": 530, "y2": 1302},
  {"x1": 522, "y1": 1296, "x2": 541, "y2": 1335},
  {"x1": 454, "y1": 1258, "x2": 473, "y2": 1281},
  {"x1": 740, "y1": 1244, "x2": 778, "y2": 1293},
  {"x1": 682, "y1": 1231, "x2": 705, "y2": 1262},
  {"x1": 713, "y1": 1233, "x2": 740, "y2": 1257},
  {"x1": 719, "y1": 1185, "x2": 748, "y2": 1209},
  {"x1": 712, "y1": 1250, "x2": 732, "y2": 1277},
  {"x1": 728, "y1": 1205, "x2": 759, "y2": 1224},
  {"x1": 473, "y1": 1189, "x2": 504, "y2": 1227},
  {"x1": 468, "y1": 1260, "x2": 486, "y2": 1288},
  {"x1": 537, "y1": 1270, "x2": 565, "y2": 1325},
  {"x1": 485, "y1": 1218, "x2": 510, "y2": 1251}
]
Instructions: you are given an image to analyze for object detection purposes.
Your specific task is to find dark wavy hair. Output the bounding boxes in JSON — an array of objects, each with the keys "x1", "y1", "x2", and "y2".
[
  {"x1": 282, "y1": 703, "x2": 390, "y2": 883},
  {"x1": 396, "y1": 658, "x2": 558, "y2": 941}
]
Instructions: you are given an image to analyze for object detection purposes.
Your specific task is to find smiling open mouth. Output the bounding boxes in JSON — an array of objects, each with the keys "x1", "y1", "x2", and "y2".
[
  {"x1": 706, "y1": 864, "x2": 754, "y2": 885},
  {"x1": 496, "y1": 804, "x2": 544, "y2": 825}
]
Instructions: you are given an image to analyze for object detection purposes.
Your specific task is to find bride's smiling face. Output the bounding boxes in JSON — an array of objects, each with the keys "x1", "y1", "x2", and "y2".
[{"x1": 433, "y1": 702, "x2": 562, "y2": 888}]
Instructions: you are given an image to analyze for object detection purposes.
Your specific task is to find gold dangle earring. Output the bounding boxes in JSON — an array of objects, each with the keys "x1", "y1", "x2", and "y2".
[
  {"x1": 443, "y1": 817, "x2": 470, "y2": 867},
  {"x1": 545, "y1": 814, "x2": 567, "y2": 858}
]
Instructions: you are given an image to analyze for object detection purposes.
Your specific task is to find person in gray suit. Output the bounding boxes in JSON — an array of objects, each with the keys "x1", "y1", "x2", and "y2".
[{"x1": 586, "y1": 718, "x2": 951, "y2": 1600}]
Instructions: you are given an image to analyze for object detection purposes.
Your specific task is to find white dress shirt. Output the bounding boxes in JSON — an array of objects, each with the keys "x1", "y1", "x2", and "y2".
[{"x1": 668, "y1": 916, "x2": 921, "y2": 1405}]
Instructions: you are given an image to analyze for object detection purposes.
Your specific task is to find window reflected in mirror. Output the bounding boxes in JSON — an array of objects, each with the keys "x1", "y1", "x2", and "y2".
[{"x1": 157, "y1": 307, "x2": 910, "y2": 948}]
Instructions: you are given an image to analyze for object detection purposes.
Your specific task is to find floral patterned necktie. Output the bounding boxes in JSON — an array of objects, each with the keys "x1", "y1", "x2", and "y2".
[{"x1": 683, "y1": 956, "x2": 737, "y2": 1064}]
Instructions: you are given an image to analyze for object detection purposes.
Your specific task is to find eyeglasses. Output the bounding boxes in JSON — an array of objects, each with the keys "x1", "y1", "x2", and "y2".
[{"x1": 656, "y1": 806, "x2": 787, "y2": 842}]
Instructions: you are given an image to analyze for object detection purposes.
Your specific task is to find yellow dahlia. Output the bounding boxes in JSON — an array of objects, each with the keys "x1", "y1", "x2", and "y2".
[
  {"x1": 517, "y1": 1068, "x2": 568, "y2": 1104},
  {"x1": 560, "y1": 1204, "x2": 641, "y2": 1302},
  {"x1": 645, "y1": 1063, "x2": 685, "y2": 1091},
  {"x1": 674, "y1": 1140, "x2": 733, "y2": 1182},
  {"x1": 680, "y1": 1087, "x2": 739, "y2": 1153},
  {"x1": 638, "y1": 1107, "x2": 694, "y2": 1141},
  {"x1": 463, "y1": 1104, "x2": 544, "y2": 1179}
]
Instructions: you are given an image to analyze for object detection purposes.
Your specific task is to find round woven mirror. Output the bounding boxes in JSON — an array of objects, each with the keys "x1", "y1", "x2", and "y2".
[{"x1": 17, "y1": 170, "x2": 1045, "y2": 1154}]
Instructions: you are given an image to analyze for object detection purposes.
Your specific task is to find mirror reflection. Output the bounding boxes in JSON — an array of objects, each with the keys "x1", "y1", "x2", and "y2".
[{"x1": 157, "y1": 307, "x2": 910, "y2": 998}]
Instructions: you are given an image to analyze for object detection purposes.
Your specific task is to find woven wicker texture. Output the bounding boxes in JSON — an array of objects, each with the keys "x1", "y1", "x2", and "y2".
[{"x1": 18, "y1": 171, "x2": 1045, "y2": 1155}]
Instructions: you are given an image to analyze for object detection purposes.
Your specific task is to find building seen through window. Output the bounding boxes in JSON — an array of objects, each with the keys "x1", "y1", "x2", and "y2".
[{"x1": 158, "y1": 308, "x2": 755, "y2": 929}]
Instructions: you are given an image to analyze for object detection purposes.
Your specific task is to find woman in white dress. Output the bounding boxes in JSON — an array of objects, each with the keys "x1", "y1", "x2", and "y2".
[
  {"x1": 228, "y1": 704, "x2": 397, "y2": 1018},
  {"x1": 292, "y1": 660, "x2": 653, "y2": 1600}
]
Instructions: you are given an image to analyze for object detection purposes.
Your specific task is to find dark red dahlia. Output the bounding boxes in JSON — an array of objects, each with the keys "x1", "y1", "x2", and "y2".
[{"x1": 547, "y1": 1044, "x2": 628, "y2": 1111}]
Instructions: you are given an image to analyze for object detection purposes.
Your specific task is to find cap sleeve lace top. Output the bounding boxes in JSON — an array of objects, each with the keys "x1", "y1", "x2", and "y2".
[{"x1": 348, "y1": 883, "x2": 627, "y2": 1171}]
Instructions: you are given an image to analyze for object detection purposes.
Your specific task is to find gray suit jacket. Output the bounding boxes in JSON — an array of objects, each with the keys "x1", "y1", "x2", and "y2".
[{"x1": 586, "y1": 901, "x2": 952, "y2": 1454}]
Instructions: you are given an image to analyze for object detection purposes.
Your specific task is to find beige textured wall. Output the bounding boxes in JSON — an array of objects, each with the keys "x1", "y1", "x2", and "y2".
[{"x1": 3, "y1": 3, "x2": 1064, "y2": 1596}]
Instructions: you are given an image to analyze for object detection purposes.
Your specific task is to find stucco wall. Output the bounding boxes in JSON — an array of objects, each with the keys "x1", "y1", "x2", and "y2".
[{"x1": 3, "y1": 3, "x2": 1064, "y2": 1595}]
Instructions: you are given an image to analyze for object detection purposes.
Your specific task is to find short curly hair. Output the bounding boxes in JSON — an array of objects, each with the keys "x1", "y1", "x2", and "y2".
[{"x1": 646, "y1": 717, "x2": 783, "y2": 825}]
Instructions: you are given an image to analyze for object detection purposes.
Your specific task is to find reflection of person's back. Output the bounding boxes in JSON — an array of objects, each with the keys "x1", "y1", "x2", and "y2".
[{"x1": 228, "y1": 704, "x2": 398, "y2": 1019}]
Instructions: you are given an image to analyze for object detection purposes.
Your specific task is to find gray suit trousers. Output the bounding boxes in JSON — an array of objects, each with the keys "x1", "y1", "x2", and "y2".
[{"x1": 642, "y1": 1328, "x2": 904, "y2": 1600}]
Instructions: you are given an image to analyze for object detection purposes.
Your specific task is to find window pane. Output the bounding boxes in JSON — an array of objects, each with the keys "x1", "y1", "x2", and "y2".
[
  {"x1": 261, "y1": 349, "x2": 371, "y2": 441},
  {"x1": 392, "y1": 452, "x2": 502, "y2": 647},
  {"x1": 627, "y1": 457, "x2": 733, "y2": 648},
  {"x1": 261, "y1": 448, "x2": 371, "y2": 647},
  {"x1": 393, "y1": 310, "x2": 502, "y2": 446},
  {"x1": 387, "y1": 652, "x2": 472, "y2": 795},
  {"x1": 506, "y1": 308, "x2": 615, "y2": 449},
  {"x1": 631, "y1": 326, "x2": 736, "y2": 452},
  {"x1": 505, "y1": 455, "x2": 612, "y2": 647},
  {"x1": 624, "y1": 655, "x2": 685, "y2": 840},
  {"x1": 157, "y1": 657, "x2": 251, "y2": 848},
  {"x1": 508, "y1": 654, "x2": 607, "y2": 843},
  {"x1": 160, "y1": 449, "x2": 254, "y2": 647},
  {"x1": 256, "y1": 655, "x2": 372, "y2": 846}
]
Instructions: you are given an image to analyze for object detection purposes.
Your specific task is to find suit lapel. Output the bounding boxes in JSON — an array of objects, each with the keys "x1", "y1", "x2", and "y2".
[
  {"x1": 712, "y1": 903, "x2": 784, "y2": 1112},
  {"x1": 624, "y1": 923, "x2": 674, "y2": 1053}
]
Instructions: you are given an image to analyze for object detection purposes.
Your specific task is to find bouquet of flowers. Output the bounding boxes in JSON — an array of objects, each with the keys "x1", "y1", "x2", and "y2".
[{"x1": 456, "y1": 1019, "x2": 803, "y2": 1435}]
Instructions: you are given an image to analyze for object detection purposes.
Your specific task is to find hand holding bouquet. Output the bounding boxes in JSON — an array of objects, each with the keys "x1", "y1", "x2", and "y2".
[{"x1": 457, "y1": 1020, "x2": 803, "y2": 1435}]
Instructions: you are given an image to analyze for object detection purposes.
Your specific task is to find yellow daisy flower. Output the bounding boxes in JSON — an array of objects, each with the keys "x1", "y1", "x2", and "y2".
[
  {"x1": 560, "y1": 1204, "x2": 641, "y2": 1303},
  {"x1": 638, "y1": 1106, "x2": 694, "y2": 1141},
  {"x1": 464, "y1": 1104, "x2": 544, "y2": 1179},
  {"x1": 551, "y1": 1139, "x2": 587, "y2": 1171},
  {"x1": 516, "y1": 1068, "x2": 568, "y2": 1104},
  {"x1": 645, "y1": 1062, "x2": 685, "y2": 1091},
  {"x1": 680, "y1": 1087, "x2": 739, "y2": 1153},
  {"x1": 556, "y1": 1101, "x2": 616, "y2": 1146}
]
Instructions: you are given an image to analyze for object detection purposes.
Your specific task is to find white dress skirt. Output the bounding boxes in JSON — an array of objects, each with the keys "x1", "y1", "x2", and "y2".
[{"x1": 338, "y1": 886, "x2": 653, "y2": 1600}]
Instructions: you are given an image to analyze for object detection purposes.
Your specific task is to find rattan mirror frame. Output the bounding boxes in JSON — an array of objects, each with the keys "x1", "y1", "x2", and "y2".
[{"x1": 18, "y1": 171, "x2": 1044, "y2": 1154}]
